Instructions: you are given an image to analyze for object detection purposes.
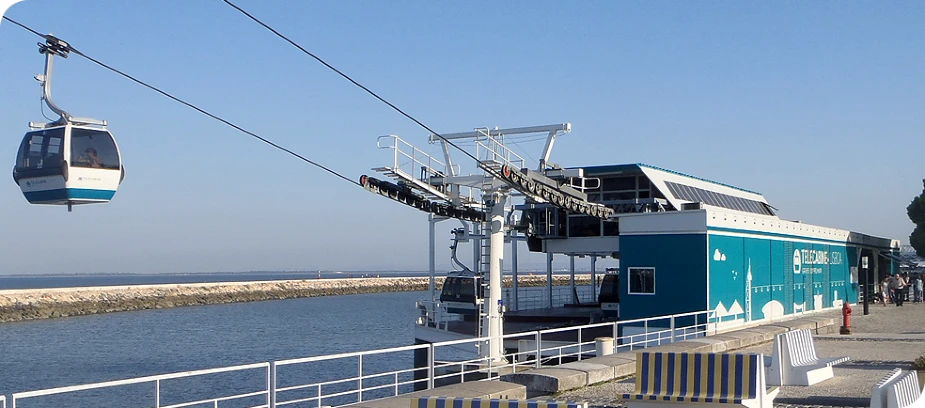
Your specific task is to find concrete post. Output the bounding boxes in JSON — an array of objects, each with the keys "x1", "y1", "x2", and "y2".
[{"x1": 595, "y1": 337, "x2": 614, "y2": 357}]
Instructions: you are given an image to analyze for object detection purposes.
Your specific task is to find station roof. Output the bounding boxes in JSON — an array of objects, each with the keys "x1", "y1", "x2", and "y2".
[
  {"x1": 580, "y1": 163, "x2": 761, "y2": 195},
  {"x1": 572, "y1": 163, "x2": 774, "y2": 216}
]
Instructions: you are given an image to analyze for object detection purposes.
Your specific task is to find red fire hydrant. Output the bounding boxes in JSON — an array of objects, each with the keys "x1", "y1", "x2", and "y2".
[{"x1": 840, "y1": 301, "x2": 852, "y2": 335}]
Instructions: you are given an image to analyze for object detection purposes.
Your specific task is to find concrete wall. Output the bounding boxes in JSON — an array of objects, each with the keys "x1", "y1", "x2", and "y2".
[{"x1": 0, "y1": 275, "x2": 591, "y2": 323}]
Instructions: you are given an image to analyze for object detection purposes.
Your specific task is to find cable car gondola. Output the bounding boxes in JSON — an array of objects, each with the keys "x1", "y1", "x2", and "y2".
[
  {"x1": 440, "y1": 271, "x2": 484, "y2": 316},
  {"x1": 12, "y1": 36, "x2": 123, "y2": 211},
  {"x1": 439, "y1": 228, "x2": 485, "y2": 316},
  {"x1": 598, "y1": 268, "x2": 620, "y2": 319}
]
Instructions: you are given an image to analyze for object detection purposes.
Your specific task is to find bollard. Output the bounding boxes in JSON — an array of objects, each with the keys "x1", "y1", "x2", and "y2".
[
  {"x1": 595, "y1": 337, "x2": 614, "y2": 357},
  {"x1": 840, "y1": 301, "x2": 852, "y2": 335}
]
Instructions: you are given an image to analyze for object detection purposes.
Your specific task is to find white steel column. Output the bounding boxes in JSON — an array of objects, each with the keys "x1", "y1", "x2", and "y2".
[
  {"x1": 472, "y1": 223, "x2": 481, "y2": 274},
  {"x1": 429, "y1": 215, "x2": 436, "y2": 302},
  {"x1": 547, "y1": 252, "x2": 554, "y2": 308},
  {"x1": 569, "y1": 255, "x2": 576, "y2": 304},
  {"x1": 511, "y1": 232, "x2": 519, "y2": 312},
  {"x1": 591, "y1": 256, "x2": 597, "y2": 294},
  {"x1": 479, "y1": 192, "x2": 507, "y2": 363}
]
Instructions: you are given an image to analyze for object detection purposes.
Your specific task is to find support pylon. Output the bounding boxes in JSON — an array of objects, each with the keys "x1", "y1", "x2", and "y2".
[{"x1": 479, "y1": 191, "x2": 507, "y2": 364}]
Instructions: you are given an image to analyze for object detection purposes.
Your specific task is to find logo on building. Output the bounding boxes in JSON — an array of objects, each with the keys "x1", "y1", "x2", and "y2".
[{"x1": 793, "y1": 249, "x2": 802, "y2": 274}]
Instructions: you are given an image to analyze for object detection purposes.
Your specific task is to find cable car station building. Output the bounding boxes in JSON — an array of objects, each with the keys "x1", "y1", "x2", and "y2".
[
  {"x1": 520, "y1": 163, "x2": 901, "y2": 324},
  {"x1": 363, "y1": 123, "x2": 899, "y2": 355}
]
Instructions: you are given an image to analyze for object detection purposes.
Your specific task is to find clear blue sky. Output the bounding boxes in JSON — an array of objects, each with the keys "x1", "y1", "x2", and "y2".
[{"x1": 1, "y1": 1, "x2": 922, "y2": 275}]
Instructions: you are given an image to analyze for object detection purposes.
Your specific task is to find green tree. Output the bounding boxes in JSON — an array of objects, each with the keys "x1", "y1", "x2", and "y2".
[{"x1": 909, "y1": 179, "x2": 925, "y2": 257}]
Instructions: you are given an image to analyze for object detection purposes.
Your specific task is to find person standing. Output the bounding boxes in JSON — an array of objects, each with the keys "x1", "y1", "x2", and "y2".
[
  {"x1": 915, "y1": 274, "x2": 923, "y2": 303},
  {"x1": 890, "y1": 273, "x2": 907, "y2": 307}
]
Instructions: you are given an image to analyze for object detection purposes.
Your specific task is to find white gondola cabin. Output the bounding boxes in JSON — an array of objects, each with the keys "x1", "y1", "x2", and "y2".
[
  {"x1": 440, "y1": 272, "x2": 484, "y2": 315},
  {"x1": 12, "y1": 35, "x2": 124, "y2": 210},
  {"x1": 14, "y1": 123, "x2": 123, "y2": 207}
]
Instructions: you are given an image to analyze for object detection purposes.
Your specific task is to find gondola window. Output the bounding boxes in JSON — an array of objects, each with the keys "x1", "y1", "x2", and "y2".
[
  {"x1": 70, "y1": 128, "x2": 121, "y2": 170},
  {"x1": 16, "y1": 129, "x2": 64, "y2": 170},
  {"x1": 628, "y1": 267, "x2": 655, "y2": 294}
]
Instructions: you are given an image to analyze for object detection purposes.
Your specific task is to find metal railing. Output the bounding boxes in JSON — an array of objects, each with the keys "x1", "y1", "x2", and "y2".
[
  {"x1": 377, "y1": 135, "x2": 449, "y2": 180},
  {"x1": 11, "y1": 362, "x2": 270, "y2": 408},
  {"x1": 274, "y1": 343, "x2": 430, "y2": 408},
  {"x1": 6, "y1": 305, "x2": 838, "y2": 408},
  {"x1": 506, "y1": 285, "x2": 596, "y2": 311},
  {"x1": 1, "y1": 394, "x2": 6, "y2": 408},
  {"x1": 473, "y1": 129, "x2": 526, "y2": 171},
  {"x1": 416, "y1": 285, "x2": 597, "y2": 331}
]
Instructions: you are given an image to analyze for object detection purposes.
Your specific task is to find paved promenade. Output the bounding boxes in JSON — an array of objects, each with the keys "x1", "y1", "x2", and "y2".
[{"x1": 557, "y1": 302, "x2": 925, "y2": 408}]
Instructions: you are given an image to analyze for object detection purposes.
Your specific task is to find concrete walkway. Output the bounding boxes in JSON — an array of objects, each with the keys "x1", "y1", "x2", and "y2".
[
  {"x1": 557, "y1": 303, "x2": 925, "y2": 408},
  {"x1": 343, "y1": 303, "x2": 924, "y2": 408}
]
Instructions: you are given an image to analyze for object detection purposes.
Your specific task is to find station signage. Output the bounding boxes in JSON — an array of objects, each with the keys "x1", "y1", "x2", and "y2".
[{"x1": 793, "y1": 249, "x2": 843, "y2": 274}]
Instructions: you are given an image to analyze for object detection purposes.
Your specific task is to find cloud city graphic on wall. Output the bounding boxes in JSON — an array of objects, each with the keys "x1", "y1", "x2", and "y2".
[{"x1": 713, "y1": 249, "x2": 727, "y2": 262}]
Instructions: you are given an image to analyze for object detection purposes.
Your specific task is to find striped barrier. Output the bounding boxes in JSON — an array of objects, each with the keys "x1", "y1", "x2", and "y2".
[
  {"x1": 622, "y1": 352, "x2": 778, "y2": 408},
  {"x1": 412, "y1": 397, "x2": 587, "y2": 408}
]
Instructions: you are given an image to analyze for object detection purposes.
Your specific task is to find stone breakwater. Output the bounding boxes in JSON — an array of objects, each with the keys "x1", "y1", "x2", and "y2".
[{"x1": 0, "y1": 275, "x2": 591, "y2": 323}]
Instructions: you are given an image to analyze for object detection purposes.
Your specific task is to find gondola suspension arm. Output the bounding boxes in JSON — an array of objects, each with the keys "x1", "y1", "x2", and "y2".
[{"x1": 32, "y1": 35, "x2": 106, "y2": 128}]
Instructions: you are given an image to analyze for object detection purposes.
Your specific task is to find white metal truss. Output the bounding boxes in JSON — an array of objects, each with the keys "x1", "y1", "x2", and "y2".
[{"x1": 361, "y1": 122, "x2": 615, "y2": 363}]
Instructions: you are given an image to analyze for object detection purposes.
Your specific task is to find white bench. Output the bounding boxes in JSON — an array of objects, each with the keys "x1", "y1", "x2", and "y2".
[
  {"x1": 884, "y1": 370, "x2": 925, "y2": 408},
  {"x1": 871, "y1": 368, "x2": 904, "y2": 408},
  {"x1": 765, "y1": 329, "x2": 849, "y2": 386}
]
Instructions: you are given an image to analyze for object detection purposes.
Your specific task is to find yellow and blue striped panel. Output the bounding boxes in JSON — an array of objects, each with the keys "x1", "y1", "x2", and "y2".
[
  {"x1": 621, "y1": 352, "x2": 759, "y2": 404},
  {"x1": 412, "y1": 397, "x2": 586, "y2": 408}
]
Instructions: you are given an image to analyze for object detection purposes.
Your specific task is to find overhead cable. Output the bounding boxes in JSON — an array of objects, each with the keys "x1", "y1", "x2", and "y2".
[
  {"x1": 1, "y1": 15, "x2": 359, "y2": 187},
  {"x1": 219, "y1": 0, "x2": 507, "y2": 182}
]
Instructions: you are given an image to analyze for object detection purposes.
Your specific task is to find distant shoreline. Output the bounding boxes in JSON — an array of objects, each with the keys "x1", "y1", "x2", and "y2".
[{"x1": 0, "y1": 275, "x2": 591, "y2": 323}]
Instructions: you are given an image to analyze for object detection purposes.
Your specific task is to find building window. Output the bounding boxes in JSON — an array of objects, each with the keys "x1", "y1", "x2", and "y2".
[
  {"x1": 568, "y1": 215, "x2": 601, "y2": 237},
  {"x1": 603, "y1": 220, "x2": 619, "y2": 236},
  {"x1": 628, "y1": 267, "x2": 655, "y2": 294}
]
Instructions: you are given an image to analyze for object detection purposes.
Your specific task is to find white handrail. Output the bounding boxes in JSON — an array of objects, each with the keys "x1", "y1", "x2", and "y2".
[
  {"x1": 8, "y1": 305, "x2": 835, "y2": 408},
  {"x1": 12, "y1": 362, "x2": 270, "y2": 407},
  {"x1": 376, "y1": 135, "x2": 447, "y2": 179}
]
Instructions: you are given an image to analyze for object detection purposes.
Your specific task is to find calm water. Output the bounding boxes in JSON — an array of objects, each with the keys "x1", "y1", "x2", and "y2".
[
  {"x1": 0, "y1": 273, "x2": 564, "y2": 406},
  {"x1": 0, "y1": 290, "x2": 438, "y2": 407}
]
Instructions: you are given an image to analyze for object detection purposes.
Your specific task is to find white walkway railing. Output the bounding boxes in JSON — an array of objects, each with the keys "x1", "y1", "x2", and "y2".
[
  {"x1": 10, "y1": 362, "x2": 269, "y2": 408},
  {"x1": 5, "y1": 305, "x2": 839, "y2": 408}
]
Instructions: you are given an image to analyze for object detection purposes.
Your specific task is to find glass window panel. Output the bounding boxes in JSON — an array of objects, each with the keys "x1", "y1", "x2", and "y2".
[
  {"x1": 629, "y1": 267, "x2": 655, "y2": 294},
  {"x1": 680, "y1": 184, "x2": 696, "y2": 201},
  {"x1": 602, "y1": 177, "x2": 636, "y2": 191},
  {"x1": 603, "y1": 220, "x2": 619, "y2": 236},
  {"x1": 714, "y1": 193, "x2": 728, "y2": 209},
  {"x1": 707, "y1": 191, "x2": 721, "y2": 206},
  {"x1": 71, "y1": 128, "x2": 120, "y2": 170},
  {"x1": 665, "y1": 182, "x2": 680, "y2": 199},
  {"x1": 695, "y1": 188, "x2": 709, "y2": 203},
  {"x1": 734, "y1": 198, "x2": 747, "y2": 212},
  {"x1": 568, "y1": 215, "x2": 601, "y2": 237},
  {"x1": 603, "y1": 192, "x2": 636, "y2": 201}
]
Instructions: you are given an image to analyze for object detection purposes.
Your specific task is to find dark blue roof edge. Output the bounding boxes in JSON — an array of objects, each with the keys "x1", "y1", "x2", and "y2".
[{"x1": 575, "y1": 163, "x2": 762, "y2": 196}]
